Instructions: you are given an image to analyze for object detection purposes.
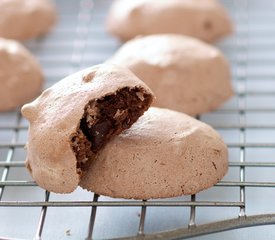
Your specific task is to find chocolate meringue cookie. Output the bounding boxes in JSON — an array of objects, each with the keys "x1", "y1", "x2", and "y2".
[
  {"x1": 0, "y1": 0, "x2": 57, "y2": 40},
  {"x1": 108, "y1": 34, "x2": 233, "y2": 116},
  {"x1": 107, "y1": 0, "x2": 233, "y2": 42},
  {"x1": 0, "y1": 38, "x2": 43, "y2": 112},
  {"x1": 80, "y1": 107, "x2": 228, "y2": 200},
  {"x1": 21, "y1": 64, "x2": 154, "y2": 193}
]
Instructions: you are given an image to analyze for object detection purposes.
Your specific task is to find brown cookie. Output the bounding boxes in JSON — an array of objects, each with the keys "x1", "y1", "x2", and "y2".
[
  {"x1": 0, "y1": 38, "x2": 43, "y2": 112},
  {"x1": 0, "y1": 0, "x2": 57, "y2": 40},
  {"x1": 107, "y1": 0, "x2": 233, "y2": 42},
  {"x1": 108, "y1": 34, "x2": 233, "y2": 116},
  {"x1": 21, "y1": 64, "x2": 154, "y2": 193},
  {"x1": 80, "y1": 107, "x2": 228, "y2": 200}
]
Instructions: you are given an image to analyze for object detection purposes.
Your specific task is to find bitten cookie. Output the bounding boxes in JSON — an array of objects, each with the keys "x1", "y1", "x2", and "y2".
[
  {"x1": 107, "y1": 0, "x2": 233, "y2": 42},
  {"x1": 108, "y1": 34, "x2": 233, "y2": 116},
  {"x1": 0, "y1": 0, "x2": 57, "y2": 40},
  {"x1": 80, "y1": 107, "x2": 228, "y2": 200},
  {"x1": 21, "y1": 64, "x2": 154, "y2": 193},
  {"x1": 0, "y1": 38, "x2": 43, "y2": 112}
]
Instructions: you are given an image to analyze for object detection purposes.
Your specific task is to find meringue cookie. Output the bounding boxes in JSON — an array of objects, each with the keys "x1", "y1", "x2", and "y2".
[
  {"x1": 108, "y1": 34, "x2": 233, "y2": 116},
  {"x1": 107, "y1": 0, "x2": 233, "y2": 42},
  {"x1": 0, "y1": 0, "x2": 57, "y2": 40},
  {"x1": 0, "y1": 38, "x2": 43, "y2": 111},
  {"x1": 22, "y1": 64, "x2": 154, "y2": 193},
  {"x1": 80, "y1": 107, "x2": 228, "y2": 199}
]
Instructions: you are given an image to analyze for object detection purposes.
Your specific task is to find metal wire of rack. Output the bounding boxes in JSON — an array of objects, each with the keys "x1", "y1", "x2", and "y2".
[{"x1": 1, "y1": 0, "x2": 275, "y2": 239}]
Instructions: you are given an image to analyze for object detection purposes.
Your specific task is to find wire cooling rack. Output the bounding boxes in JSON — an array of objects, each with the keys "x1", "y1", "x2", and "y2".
[{"x1": 1, "y1": 0, "x2": 275, "y2": 239}]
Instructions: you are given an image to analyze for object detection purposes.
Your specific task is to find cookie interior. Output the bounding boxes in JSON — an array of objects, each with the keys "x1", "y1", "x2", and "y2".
[{"x1": 71, "y1": 87, "x2": 152, "y2": 175}]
